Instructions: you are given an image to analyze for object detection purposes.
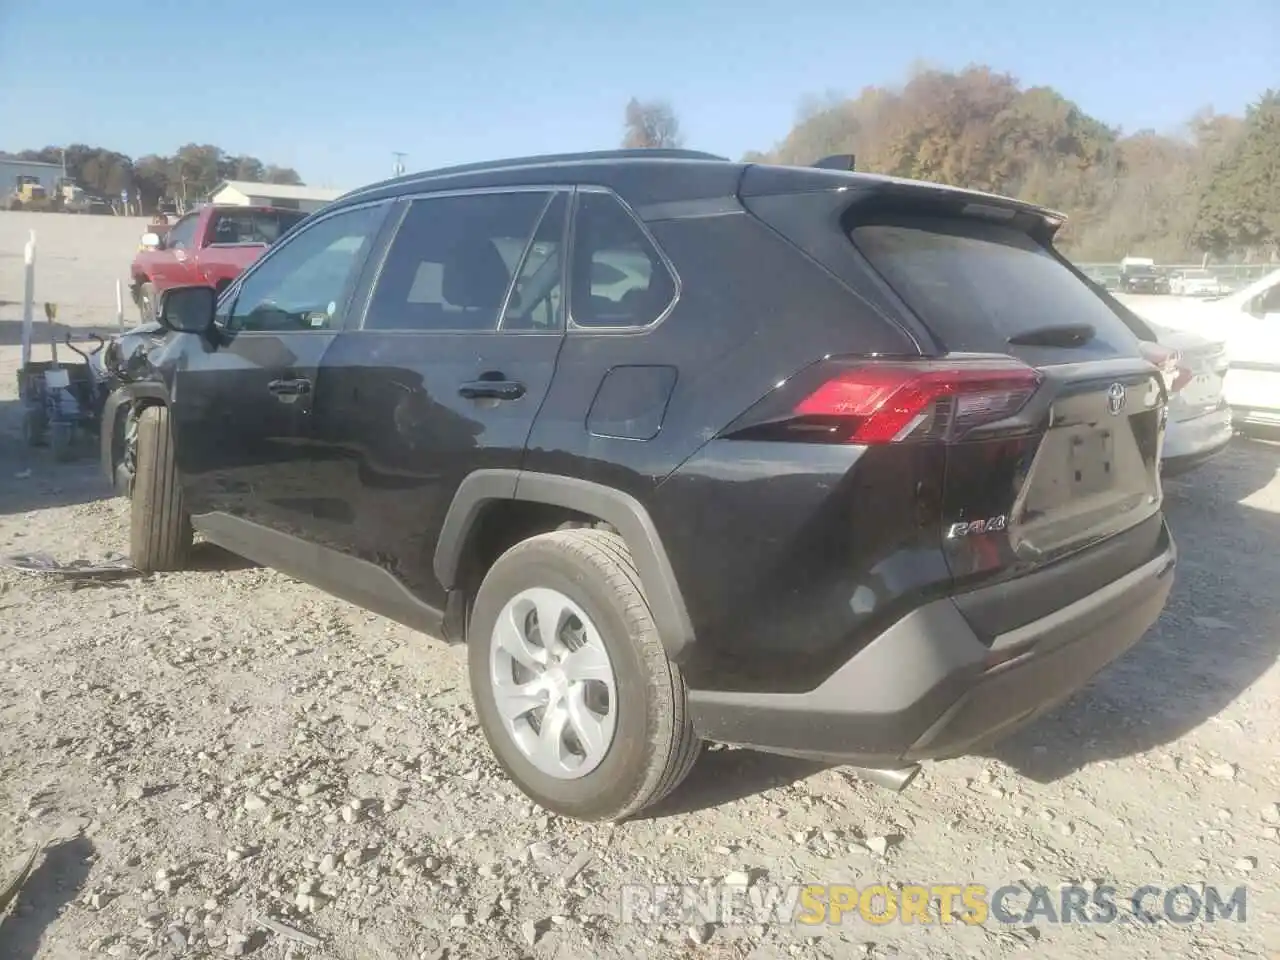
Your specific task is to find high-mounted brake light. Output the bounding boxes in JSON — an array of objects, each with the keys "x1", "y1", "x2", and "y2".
[{"x1": 724, "y1": 357, "x2": 1042, "y2": 445}]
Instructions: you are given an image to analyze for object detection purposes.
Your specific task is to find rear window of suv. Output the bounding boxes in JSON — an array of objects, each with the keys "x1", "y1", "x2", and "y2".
[{"x1": 850, "y1": 216, "x2": 1139, "y2": 353}]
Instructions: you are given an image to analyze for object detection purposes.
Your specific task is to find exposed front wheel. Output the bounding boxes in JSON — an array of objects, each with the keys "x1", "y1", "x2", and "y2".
[
  {"x1": 468, "y1": 529, "x2": 700, "y2": 821},
  {"x1": 129, "y1": 405, "x2": 192, "y2": 572}
]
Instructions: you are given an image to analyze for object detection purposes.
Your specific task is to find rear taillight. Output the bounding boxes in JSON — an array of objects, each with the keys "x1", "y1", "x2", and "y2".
[
  {"x1": 1139, "y1": 341, "x2": 1191, "y2": 393},
  {"x1": 723, "y1": 357, "x2": 1042, "y2": 445}
]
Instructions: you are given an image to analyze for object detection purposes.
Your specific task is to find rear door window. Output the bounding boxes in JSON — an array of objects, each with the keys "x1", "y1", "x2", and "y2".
[
  {"x1": 851, "y1": 216, "x2": 1140, "y2": 354},
  {"x1": 569, "y1": 191, "x2": 676, "y2": 329}
]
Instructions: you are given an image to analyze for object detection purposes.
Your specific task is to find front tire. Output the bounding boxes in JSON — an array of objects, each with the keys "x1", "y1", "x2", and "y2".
[
  {"x1": 468, "y1": 529, "x2": 700, "y2": 821},
  {"x1": 129, "y1": 405, "x2": 192, "y2": 572}
]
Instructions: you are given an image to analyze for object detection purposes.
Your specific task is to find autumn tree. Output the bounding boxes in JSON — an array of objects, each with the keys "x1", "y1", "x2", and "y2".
[
  {"x1": 622, "y1": 98, "x2": 683, "y2": 149},
  {"x1": 1190, "y1": 90, "x2": 1280, "y2": 257},
  {"x1": 747, "y1": 67, "x2": 1274, "y2": 262}
]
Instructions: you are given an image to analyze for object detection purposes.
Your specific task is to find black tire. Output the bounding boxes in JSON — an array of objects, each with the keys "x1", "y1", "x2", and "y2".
[
  {"x1": 468, "y1": 528, "x2": 700, "y2": 821},
  {"x1": 137, "y1": 281, "x2": 157, "y2": 323},
  {"x1": 130, "y1": 405, "x2": 192, "y2": 572}
]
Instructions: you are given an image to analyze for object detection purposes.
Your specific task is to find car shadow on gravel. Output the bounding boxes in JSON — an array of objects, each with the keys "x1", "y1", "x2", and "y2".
[
  {"x1": 643, "y1": 747, "x2": 828, "y2": 818},
  {"x1": 0, "y1": 414, "x2": 114, "y2": 517},
  {"x1": 988, "y1": 438, "x2": 1280, "y2": 783},
  {"x1": 0, "y1": 834, "x2": 94, "y2": 960}
]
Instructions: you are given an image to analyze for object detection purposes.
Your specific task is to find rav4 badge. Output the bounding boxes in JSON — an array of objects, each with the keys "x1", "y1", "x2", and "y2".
[{"x1": 946, "y1": 515, "x2": 1009, "y2": 539}]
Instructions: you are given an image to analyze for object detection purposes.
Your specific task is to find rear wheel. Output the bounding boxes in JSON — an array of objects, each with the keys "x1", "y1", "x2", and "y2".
[
  {"x1": 468, "y1": 528, "x2": 700, "y2": 821},
  {"x1": 129, "y1": 405, "x2": 192, "y2": 572}
]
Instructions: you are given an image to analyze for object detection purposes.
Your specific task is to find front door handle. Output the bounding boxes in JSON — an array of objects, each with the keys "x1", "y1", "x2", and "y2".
[
  {"x1": 268, "y1": 377, "x2": 312, "y2": 397},
  {"x1": 459, "y1": 379, "x2": 526, "y2": 401}
]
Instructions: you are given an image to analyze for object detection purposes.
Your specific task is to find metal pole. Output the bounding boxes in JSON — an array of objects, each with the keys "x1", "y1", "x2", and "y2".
[
  {"x1": 116, "y1": 279, "x2": 125, "y2": 333},
  {"x1": 20, "y1": 231, "x2": 35, "y2": 370}
]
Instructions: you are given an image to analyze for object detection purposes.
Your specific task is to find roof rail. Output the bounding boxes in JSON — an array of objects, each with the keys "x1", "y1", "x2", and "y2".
[
  {"x1": 338, "y1": 148, "x2": 732, "y2": 202},
  {"x1": 813, "y1": 154, "x2": 856, "y2": 171},
  {"x1": 408, "y1": 148, "x2": 727, "y2": 182}
]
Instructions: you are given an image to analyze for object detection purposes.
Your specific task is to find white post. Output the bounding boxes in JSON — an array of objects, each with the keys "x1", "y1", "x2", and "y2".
[
  {"x1": 115, "y1": 279, "x2": 125, "y2": 333},
  {"x1": 20, "y1": 231, "x2": 36, "y2": 370}
]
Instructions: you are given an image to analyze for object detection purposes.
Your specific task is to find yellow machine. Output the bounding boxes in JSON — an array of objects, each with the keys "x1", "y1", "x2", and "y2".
[{"x1": 7, "y1": 176, "x2": 52, "y2": 211}]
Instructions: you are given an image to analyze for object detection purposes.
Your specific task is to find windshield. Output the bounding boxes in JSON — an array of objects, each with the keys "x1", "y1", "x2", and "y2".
[{"x1": 1184, "y1": 270, "x2": 1211, "y2": 279}]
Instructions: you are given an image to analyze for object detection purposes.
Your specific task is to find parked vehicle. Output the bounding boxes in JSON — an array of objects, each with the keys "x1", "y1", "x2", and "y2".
[
  {"x1": 129, "y1": 204, "x2": 308, "y2": 322},
  {"x1": 1087, "y1": 281, "x2": 1232, "y2": 474},
  {"x1": 100, "y1": 149, "x2": 1176, "y2": 821},
  {"x1": 1169, "y1": 269, "x2": 1229, "y2": 298},
  {"x1": 7, "y1": 176, "x2": 52, "y2": 211},
  {"x1": 1119, "y1": 256, "x2": 1170, "y2": 295},
  {"x1": 1122, "y1": 267, "x2": 1280, "y2": 432}
]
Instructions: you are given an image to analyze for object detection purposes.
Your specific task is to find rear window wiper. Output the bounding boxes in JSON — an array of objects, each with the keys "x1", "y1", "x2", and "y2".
[{"x1": 1007, "y1": 323, "x2": 1096, "y2": 348}]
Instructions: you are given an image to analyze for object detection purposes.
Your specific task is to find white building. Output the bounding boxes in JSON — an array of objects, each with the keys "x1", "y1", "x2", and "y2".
[
  {"x1": 0, "y1": 158, "x2": 63, "y2": 194},
  {"x1": 208, "y1": 180, "x2": 344, "y2": 214}
]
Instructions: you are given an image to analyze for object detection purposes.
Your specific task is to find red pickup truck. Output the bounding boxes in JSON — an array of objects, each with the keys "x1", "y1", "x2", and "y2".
[{"x1": 130, "y1": 205, "x2": 308, "y2": 321}]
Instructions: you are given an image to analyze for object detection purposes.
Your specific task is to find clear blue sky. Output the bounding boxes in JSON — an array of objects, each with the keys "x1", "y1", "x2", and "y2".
[{"x1": 1, "y1": 0, "x2": 1275, "y2": 190}]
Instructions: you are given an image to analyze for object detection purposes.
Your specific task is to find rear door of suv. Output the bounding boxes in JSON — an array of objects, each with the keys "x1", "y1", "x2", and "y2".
[
  {"x1": 307, "y1": 188, "x2": 570, "y2": 609},
  {"x1": 741, "y1": 176, "x2": 1168, "y2": 635}
]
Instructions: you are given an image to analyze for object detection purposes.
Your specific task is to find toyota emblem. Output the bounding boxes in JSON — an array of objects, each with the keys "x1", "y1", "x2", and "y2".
[{"x1": 1106, "y1": 382, "x2": 1127, "y2": 415}]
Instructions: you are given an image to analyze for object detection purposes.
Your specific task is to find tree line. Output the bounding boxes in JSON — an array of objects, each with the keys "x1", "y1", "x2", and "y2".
[
  {"x1": 623, "y1": 70, "x2": 1279, "y2": 263},
  {"x1": 0, "y1": 143, "x2": 303, "y2": 213}
]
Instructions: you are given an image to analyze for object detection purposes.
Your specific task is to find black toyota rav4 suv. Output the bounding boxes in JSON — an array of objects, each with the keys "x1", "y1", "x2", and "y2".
[{"x1": 102, "y1": 149, "x2": 1176, "y2": 822}]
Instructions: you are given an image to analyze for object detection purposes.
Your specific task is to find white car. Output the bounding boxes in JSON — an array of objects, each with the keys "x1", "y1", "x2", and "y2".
[
  {"x1": 1142, "y1": 324, "x2": 1233, "y2": 473},
  {"x1": 1090, "y1": 281, "x2": 1233, "y2": 473},
  {"x1": 1120, "y1": 267, "x2": 1280, "y2": 432},
  {"x1": 1169, "y1": 269, "x2": 1229, "y2": 298}
]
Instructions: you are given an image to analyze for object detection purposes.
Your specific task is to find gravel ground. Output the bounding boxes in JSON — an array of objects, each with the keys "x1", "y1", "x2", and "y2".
[{"x1": 1, "y1": 211, "x2": 1278, "y2": 960}]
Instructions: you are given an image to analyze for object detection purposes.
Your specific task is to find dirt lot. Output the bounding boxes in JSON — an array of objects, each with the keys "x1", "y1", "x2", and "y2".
[{"x1": 0, "y1": 211, "x2": 1278, "y2": 959}]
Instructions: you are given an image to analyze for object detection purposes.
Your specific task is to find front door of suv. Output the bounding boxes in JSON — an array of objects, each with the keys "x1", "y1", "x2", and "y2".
[
  {"x1": 308, "y1": 189, "x2": 569, "y2": 607},
  {"x1": 168, "y1": 201, "x2": 390, "y2": 537}
]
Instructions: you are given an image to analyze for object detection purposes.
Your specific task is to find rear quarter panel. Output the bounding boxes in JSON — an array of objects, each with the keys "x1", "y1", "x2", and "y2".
[{"x1": 523, "y1": 203, "x2": 922, "y2": 689}]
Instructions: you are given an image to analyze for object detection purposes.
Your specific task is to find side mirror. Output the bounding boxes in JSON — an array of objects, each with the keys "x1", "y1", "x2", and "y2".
[
  {"x1": 140, "y1": 232, "x2": 162, "y2": 250},
  {"x1": 158, "y1": 285, "x2": 217, "y2": 335}
]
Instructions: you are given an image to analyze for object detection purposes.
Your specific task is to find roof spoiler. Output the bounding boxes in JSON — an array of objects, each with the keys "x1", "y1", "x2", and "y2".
[{"x1": 813, "y1": 154, "x2": 855, "y2": 171}]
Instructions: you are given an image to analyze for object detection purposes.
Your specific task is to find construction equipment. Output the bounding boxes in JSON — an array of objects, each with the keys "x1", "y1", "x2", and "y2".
[{"x1": 7, "y1": 175, "x2": 52, "y2": 211}]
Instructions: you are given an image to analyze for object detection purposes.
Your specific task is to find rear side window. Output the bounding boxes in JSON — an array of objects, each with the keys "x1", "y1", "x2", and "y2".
[
  {"x1": 569, "y1": 192, "x2": 676, "y2": 329},
  {"x1": 851, "y1": 217, "x2": 1139, "y2": 353},
  {"x1": 210, "y1": 210, "x2": 306, "y2": 244},
  {"x1": 364, "y1": 191, "x2": 552, "y2": 332}
]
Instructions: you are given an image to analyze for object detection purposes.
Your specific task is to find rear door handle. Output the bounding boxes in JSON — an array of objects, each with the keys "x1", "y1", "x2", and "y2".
[
  {"x1": 459, "y1": 379, "x2": 526, "y2": 401},
  {"x1": 268, "y1": 377, "x2": 312, "y2": 397}
]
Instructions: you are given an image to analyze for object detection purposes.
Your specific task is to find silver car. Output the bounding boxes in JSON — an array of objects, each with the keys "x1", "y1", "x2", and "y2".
[{"x1": 1141, "y1": 322, "x2": 1233, "y2": 475}]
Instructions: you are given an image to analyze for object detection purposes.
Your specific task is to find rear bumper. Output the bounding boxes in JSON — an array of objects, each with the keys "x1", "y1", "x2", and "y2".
[
  {"x1": 688, "y1": 520, "x2": 1176, "y2": 766},
  {"x1": 1162, "y1": 404, "x2": 1232, "y2": 473}
]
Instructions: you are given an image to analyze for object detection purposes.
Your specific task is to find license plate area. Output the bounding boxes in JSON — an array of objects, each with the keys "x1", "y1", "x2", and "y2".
[{"x1": 1069, "y1": 426, "x2": 1115, "y2": 496}]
